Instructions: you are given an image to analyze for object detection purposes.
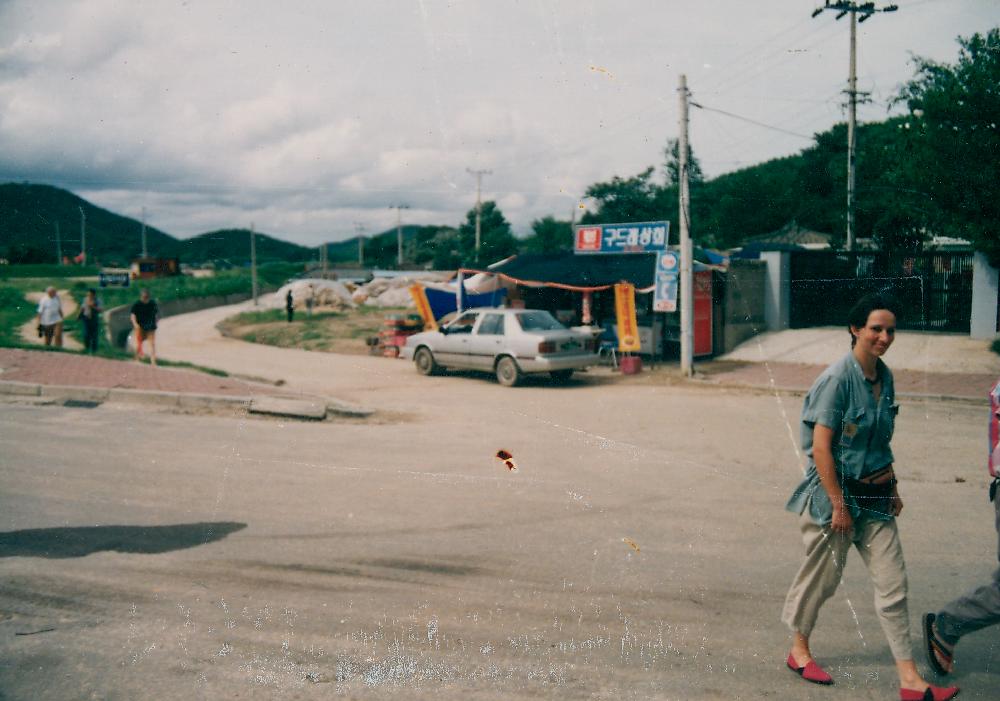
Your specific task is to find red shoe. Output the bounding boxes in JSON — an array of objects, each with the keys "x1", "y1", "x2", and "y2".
[
  {"x1": 786, "y1": 654, "x2": 833, "y2": 685},
  {"x1": 899, "y1": 685, "x2": 960, "y2": 701}
]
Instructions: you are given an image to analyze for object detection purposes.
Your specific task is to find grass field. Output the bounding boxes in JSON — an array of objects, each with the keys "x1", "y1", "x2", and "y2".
[{"x1": 217, "y1": 306, "x2": 411, "y2": 355}]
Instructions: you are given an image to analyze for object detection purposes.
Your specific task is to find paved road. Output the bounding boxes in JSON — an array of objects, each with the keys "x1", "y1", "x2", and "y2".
[{"x1": 1, "y1": 313, "x2": 998, "y2": 698}]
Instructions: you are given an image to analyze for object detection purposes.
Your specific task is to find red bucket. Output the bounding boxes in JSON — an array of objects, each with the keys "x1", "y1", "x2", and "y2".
[{"x1": 619, "y1": 355, "x2": 643, "y2": 375}]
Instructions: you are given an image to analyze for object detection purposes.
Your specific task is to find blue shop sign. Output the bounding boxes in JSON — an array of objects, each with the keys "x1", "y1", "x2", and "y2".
[{"x1": 574, "y1": 221, "x2": 670, "y2": 254}]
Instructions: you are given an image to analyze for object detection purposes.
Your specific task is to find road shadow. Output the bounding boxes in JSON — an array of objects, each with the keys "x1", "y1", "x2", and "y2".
[{"x1": 0, "y1": 521, "x2": 247, "y2": 558}]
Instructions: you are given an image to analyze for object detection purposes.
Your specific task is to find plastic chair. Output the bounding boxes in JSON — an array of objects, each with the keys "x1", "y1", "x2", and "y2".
[{"x1": 597, "y1": 324, "x2": 618, "y2": 368}]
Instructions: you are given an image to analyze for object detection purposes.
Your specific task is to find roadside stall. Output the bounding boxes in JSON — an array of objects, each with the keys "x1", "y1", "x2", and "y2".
[{"x1": 455, "y1": 250, "x2": 716, "y2": 361}]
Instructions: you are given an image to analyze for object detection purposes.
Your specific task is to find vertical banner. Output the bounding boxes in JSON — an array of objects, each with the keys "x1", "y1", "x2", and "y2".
[
  {"x1": 694, "y1": 270, "x2": 713, "y2": 356},
  {"x1": 408, "y1": 284, "x2": 437, "y2": 330},
  {"x1": 614, "y1": 283, "x2": 641, "y2": 352}
]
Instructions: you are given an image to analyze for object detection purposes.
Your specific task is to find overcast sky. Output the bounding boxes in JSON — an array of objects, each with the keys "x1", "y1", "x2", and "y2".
[{"x1": 0, "y1": 0, "x2": 996, "y2": 244}]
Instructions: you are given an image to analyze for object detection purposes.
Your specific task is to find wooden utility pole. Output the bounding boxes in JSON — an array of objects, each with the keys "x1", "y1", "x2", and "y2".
[
  {"x1": 250, "y1": 223, "x2": 258, "y2": 306},
  {"x1": 141, "y1": 206, "x2": 148, "y2": 259},
  {"x1": 78, "y1": 206, "x2": 86, "y2": 265},
  {"x1": 467, "y1": 168, "x2": 491, "y2": 259},
  {"x1": 811, "y1": 1, "x2": 898, "y2": 250},
  {"x1": 678, "y1": 74, "x2": 693, "y2": 377}
]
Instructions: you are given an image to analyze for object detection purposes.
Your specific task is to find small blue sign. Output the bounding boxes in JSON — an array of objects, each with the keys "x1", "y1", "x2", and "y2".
[
  {"x1": 653, "y1": 250, "x2": 679, "y2": 312},
  {"x1": 99, "y1": 271, "x2": 131, "y2": 287},
  {"x1": 574, "y1": 220, "x2": 670, "y2": 254}
]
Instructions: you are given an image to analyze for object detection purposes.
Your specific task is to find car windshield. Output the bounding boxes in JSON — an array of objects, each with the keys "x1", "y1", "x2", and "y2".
[{"x1": 515, "y1": 310, "x2": 565, "y2": 331}]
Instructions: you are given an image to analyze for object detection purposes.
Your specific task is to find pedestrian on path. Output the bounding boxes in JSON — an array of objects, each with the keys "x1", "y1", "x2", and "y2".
[
  {"x1": 78, "y1": 288, "x2": 102, "y2": 353},
  {"x1": 130, "y1": 288, "x2": 159, "y2": 366},
  {"x1": 781, "y1": 294, "x2": 958, "y2": 701},
  {"x1": 923, "y1": 378, "x2": 1000, "y2": 678},
  {"x1": 36, "y1": 286, "x2": 64, "y2": 347},
  {"x1": 285, "y1": 289, "x2": 294, "y2": 323}
]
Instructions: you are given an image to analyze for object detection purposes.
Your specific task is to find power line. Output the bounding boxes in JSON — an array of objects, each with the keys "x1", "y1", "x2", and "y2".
[{"x1": 689, "y1": 101, "x2": 816, "y2": 140}]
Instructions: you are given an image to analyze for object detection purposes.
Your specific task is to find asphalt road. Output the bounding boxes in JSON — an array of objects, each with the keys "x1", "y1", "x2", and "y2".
[{"x1": 1, "y1": 379, "x2": 997, "y2": 699}]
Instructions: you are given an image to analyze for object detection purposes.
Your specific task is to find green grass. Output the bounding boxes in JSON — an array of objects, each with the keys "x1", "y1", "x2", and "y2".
[
  {"x1": 0, "y1": 286, "x2": 37, "y2": 346},
  {"x1": 0, "y1": 264, "x2": 100, "y2": 278}
]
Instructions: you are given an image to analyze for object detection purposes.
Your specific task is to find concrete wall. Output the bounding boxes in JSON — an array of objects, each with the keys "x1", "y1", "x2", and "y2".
[
  {"x1": 970, "y1": 252, "x2": 999, "y2": 339},
  {"x1": 104, "y1": 292, "x2": 253, "y2": 347},
  {"x1": 761, "y1": 251, "x2": 790, "y2": 332},
  {"x1": 713, "y1": 259, "x2": 767, "y2": 355}
]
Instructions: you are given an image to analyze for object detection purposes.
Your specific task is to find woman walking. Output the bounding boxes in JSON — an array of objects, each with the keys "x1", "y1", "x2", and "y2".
[
  {"x1": 78, "y1": 288, "x2": 102, "y2": 353},
  {"x1": 781, "y1": 294, "x2": 958, "y2": 701}
]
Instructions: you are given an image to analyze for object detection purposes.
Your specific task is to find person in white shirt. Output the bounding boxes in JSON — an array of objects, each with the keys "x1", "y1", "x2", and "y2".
[{"x1": 36, "y1": 286, "x2": 64, "y2": 347}]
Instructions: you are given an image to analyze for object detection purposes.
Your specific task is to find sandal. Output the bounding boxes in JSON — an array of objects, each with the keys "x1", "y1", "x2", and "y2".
[
  {"x1": 923, "y1": 613, "x2": 954, "y2": 676},
  {"x1": 786, "y1": 653, "x2": 833, "y2": 685},
  {"x1": 900, "y1": 684, "x2": 960, "y2": 701}
]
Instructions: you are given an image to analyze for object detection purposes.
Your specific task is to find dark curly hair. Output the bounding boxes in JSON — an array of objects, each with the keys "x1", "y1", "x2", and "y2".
[{"x1": 847, "y1": 293, "x2": 900, "y2": 347}]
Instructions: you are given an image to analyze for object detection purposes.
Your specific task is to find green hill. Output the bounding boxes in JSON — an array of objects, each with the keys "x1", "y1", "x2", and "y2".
[
  {"x1": 0, "y1": 182, "x2": 176, "y2": 266},
  {"x1": 169, "y1": 229, "x2": 314, "y2": 266}
]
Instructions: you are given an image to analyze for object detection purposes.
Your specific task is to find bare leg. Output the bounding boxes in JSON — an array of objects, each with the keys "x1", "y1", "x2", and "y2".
[
  {"x1": 147, "y1": 331, "x2": 156, "y2": 366},
  {"x1": 896, "y1": 658, "x2": 932, "y2": 693},
  {"x1": 789, "y1": 631, "x2": 814, "y2": 666}
]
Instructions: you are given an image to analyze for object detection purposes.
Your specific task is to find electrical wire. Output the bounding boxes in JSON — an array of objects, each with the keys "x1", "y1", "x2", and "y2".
[{"x1": 689, "y1": 101, "x2": 815, "y2": 140}]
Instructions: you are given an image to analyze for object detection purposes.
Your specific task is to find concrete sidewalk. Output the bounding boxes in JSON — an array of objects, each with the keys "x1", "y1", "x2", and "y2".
[
  {"x1": 705, "y1": 360, "x2": 997, "y2": 400},
  {"x1": 0, "y1": 348, "x2": 370, "y2": 419}
]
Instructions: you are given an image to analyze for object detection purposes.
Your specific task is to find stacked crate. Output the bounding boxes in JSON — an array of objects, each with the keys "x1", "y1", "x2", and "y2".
[{"x1": 377, "y1": 313, "x2": 425, "y2": 357}]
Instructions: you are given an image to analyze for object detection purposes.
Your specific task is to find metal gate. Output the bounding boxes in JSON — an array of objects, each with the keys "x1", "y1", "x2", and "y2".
[{"x1": 789, "y1": 251, "x2": 975, "y2": 332}]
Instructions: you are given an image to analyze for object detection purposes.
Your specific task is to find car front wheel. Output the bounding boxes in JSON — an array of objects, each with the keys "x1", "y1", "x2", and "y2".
[
  {"x1": 495, "y1": 356, "x2": 522, "y2": 387},
  {"x1": 414, "y1": 347, "x2": 441, "y2": 376}
]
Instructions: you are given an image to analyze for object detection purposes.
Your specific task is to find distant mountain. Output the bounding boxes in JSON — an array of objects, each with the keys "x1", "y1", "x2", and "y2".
[
  {"x1": 324, "y1": 225, "x2": 456, "y2": 268},
  {"x1": 169, "y1": 228, "x2": 314, "y2": 266},
  {"x1": 0, "y1": 182, "x2": 176, "y2": 266}
]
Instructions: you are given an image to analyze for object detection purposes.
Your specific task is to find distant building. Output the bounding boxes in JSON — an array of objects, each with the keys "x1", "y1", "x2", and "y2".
[
  {"x1": 748, "y1": 221, "x2": 832, "y2": 250},
  {"x1": 131, "y1": 257, "x2": 180, "y2": 279}
]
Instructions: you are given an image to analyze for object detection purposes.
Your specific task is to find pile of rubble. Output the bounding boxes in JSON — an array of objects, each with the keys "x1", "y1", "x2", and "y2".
[{"x1": 270, "y1": 273, "x2": 453, "y2": 312}]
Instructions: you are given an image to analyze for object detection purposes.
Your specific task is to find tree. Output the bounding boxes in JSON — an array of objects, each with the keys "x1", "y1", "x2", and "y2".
[
  {"x1": 524, "y1": 216, "x2": 573, "y2": 254},
  {"x1": 663, "y1": 138, "x2": 704, "y2": 188},
  {"x1": 457, "y1": 201, "x2": 518, "y2": 266},
  {"x1": 895, "y1": 29, "x2": 1000, "y2": 265},
  {"x1": 581, "y1": 167, "x2": 663, "y2": 225}
]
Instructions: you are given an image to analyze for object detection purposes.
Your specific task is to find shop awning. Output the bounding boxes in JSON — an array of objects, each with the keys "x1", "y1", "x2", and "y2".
[{"x1": 460, "y1": 251, "x2": 713, "y2": 292}]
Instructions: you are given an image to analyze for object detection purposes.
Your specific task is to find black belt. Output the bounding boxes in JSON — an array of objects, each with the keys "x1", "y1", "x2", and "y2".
[{"x1": 843, "y1": 476, "x2": 896, "y2": 517}]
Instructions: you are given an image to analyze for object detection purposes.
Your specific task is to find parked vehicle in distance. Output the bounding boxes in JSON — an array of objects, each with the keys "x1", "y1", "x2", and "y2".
[{"x1": 400, "y1": 308, "x2": 598, "y2": 386}]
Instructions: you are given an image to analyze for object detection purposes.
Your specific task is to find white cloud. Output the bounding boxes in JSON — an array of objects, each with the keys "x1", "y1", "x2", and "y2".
[{"x1": 1, "y1": 0, "x2": 996, "y2": 245}]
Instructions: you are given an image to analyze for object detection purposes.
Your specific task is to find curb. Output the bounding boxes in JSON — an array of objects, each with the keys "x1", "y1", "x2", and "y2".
[{"x1": 0, "y1": 380, "x2": 369, "y2": 419}]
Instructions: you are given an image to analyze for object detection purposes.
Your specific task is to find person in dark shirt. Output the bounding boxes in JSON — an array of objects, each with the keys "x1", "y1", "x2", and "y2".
[
  {"x1": 285, "y1": 289, "x2": 294, "y2": 322},
  {"x1": 129, "y1": 288, "x2": 159, "y2": 366}
]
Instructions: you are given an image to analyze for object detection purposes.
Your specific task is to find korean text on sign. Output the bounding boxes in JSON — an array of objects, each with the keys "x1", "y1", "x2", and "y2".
[{"x1": 574, "y1": 221, "x2": 670, "y2": 254}]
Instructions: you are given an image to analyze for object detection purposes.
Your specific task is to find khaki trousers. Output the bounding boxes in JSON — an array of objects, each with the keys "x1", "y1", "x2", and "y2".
[{"x1": 782, "y1": 505, "x2": 912, "y2": 660}]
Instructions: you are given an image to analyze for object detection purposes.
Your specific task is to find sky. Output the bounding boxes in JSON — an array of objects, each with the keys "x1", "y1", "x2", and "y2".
[{"x1": 0, "y1": 0, "x2": 996, "y2": 245}]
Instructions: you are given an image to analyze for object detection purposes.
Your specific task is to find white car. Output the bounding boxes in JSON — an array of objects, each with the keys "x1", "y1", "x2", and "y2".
[{"x1": 400, "y1": 308, "x2": 598, "y2": 386}]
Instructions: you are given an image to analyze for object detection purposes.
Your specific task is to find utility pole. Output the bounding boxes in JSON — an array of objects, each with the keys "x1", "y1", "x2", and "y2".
[
  {"x1": 678, "y1": 73, "x2": 694, "y2": 377},
  {"x1": 78, "y1": 206, "x2": 86, "y2": 265},
  {"x1": 391, "y1": 204, "x2": 409, "y2": 268},
  {"x1": 55, "y1": 221, "x2": 62, "y2": 265},
  {"x1": 250, "y1": 223, "x2": 258, "y2": 306},
  {"x1": 811, "y1": 1, "x2": 898, "y2": 251},
  {"x1": 355, "y1": 222, "x2": 366, "y2": 266},
  {"x1": 466, "y1": 168, "x2": 491, "y2": 259},
  {"x1": 141, "y1": 206, "x2": 148, "y2": 259}
]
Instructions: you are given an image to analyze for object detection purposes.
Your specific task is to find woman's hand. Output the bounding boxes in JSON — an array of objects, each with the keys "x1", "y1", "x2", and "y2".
[
  {"x1": 892, "y1": 486, "x2": 904, "y2": 517},
  {"x1": 830, "y1": 503, "x2": 853, "y2": 535}
]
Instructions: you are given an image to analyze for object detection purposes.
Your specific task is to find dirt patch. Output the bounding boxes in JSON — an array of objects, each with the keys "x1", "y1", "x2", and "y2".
[{"x1": 217, "y1": 307, "x2": 406, "y2": 355}]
